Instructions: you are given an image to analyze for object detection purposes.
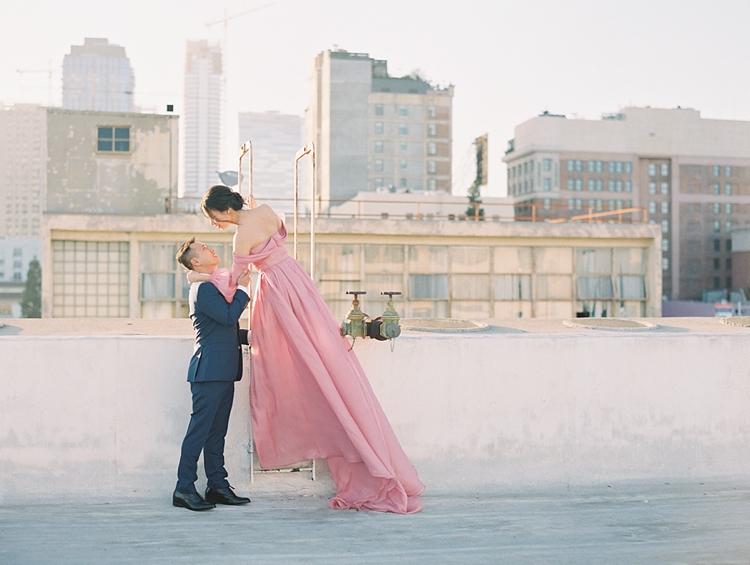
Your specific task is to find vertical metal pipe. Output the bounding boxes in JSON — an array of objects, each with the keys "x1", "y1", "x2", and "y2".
[
  {"x1": 309, "y1": 142, "x2": 316, "y2": 282},
  {"x1": 293, "y1": 144, "x2": 313, "y2": 265}
]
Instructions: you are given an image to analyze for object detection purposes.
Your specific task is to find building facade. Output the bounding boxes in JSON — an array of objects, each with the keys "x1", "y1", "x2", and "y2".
[
  {"x1": 182, "y1": 40, "x2": 222, "y2": 198},
  {"x1": 63, "y1": 38, "x2": 135, "y2": 113},
  {"x1": 503, "y1": 107, "x2": 750, "y2": 301},
  {"x1": 237, "y1": 111, "x2": 304, "y2": 213},
  {"x1": 42, "y1": 213, "x2": 660, "y2": 320},
  {"x1": 0, "y1": 104, "x2": 47, "y2": 239},
  {"x1": 306, "y1": 50, "x2": 453, "y2": 206}
]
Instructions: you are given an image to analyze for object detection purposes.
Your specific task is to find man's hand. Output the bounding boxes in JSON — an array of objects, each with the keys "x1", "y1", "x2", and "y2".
[{"x1": 237, "y1": 268, "x2": 252, "y2": 288}]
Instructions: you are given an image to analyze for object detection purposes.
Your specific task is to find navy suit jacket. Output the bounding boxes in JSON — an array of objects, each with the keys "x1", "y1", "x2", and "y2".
[{"x1": 187, "y1": 281, "x2": 250, "y2": 383}]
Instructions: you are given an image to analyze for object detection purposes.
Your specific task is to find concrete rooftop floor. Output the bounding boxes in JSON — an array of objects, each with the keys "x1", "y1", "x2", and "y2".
[{"x1": 2, "y1": 480, "x2": 750, "y2": 564}]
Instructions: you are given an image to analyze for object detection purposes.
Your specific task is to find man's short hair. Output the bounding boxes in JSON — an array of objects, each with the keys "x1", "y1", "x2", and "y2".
[{"x1": 176, "y1": 237, "x2": 197, "y2": 270}]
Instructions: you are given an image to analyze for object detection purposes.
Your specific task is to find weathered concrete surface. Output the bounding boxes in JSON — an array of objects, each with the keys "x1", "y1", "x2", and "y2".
[
  {"x1": 3, "y1": 317, "x2": 750, "y2": 503},
  {"x1": 1, "y1": 481, "x2": 749, "y2": 565}
]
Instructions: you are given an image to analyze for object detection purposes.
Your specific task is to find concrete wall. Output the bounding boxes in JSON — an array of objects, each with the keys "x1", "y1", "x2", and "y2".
[
  {"x1": 2, "y1": 318, "x2": 750, "y2": 502},
  {"x1": 46, "y1": 109, "x2": 178, "y2": 215}
]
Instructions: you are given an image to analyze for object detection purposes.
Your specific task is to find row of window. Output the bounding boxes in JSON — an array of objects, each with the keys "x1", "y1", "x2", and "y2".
[
  {"x1": 569, "y1": 160, "x2": 634, "y2": 174},
  {"x1": 712, "y1": 277, "x2": 733, "y2": 289},
  {"x1": 648, "y1": 181, "x2": 670, "y2": 195},
  {"x1": 713, "y1": 165, "x2": 733, "y2": 178},
  {"x1": 567, "y1": 178, "x2": 633, "y2": 193},
  {"x1": 374, "y1": 104, "x2": 438, "y2": 118},
  {"x1": 647, "y1": 163, "x2": 670, "y2": 177},
  {"x1": 713, "y1": 257, "x2": 732, "y2": 271},
  {"x1": 647, "y1": 201, "x2": 670, "y2": 214},
  {"x1": 712, "y1": 183, "x2": 734, "y2": 195},
  {"x1": 373, "y1": 122, "x2": 439, "y2": 137},
  {"x1": 374, "y1": 178, "x2": 439, "y2": 190},
  {"x1": 373, "y1": 160, "x2": 440, "y2": 174},
  {"x1": 563, "y1": 199, "x2": 633, "y2": 211},
  {"x1": 374, "y1": 141, "x2": 439, "y2": 154}
]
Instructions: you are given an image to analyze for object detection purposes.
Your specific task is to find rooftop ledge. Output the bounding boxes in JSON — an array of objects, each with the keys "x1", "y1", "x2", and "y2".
[{"x1": 2, "y1": 316, "x2": 750, "y2": 508}]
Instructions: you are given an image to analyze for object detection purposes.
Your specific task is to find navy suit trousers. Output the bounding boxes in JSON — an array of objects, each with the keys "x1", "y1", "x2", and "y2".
[{"x1": 176, "y1": 380, "x2": 235, "y2": 494}]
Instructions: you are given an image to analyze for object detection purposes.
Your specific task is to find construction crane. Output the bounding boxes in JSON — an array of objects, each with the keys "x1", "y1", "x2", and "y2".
[
  {"x1": 16, "y1": 61, "x2": 54, "y2": 106},
  {"x1": 205, "y1": 1, "x2": 277, "y2": 170}
]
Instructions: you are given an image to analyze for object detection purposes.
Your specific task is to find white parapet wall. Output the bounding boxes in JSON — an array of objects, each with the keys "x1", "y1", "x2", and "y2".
[{"x1": 1, "y1": 317, "x2": 750, "y2": 502}]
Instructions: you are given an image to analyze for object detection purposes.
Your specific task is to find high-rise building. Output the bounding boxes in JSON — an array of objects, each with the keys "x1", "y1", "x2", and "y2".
[
  {"x1": 306, "y1": 50, "x2": 453, "y2": 206},
  {"x1": 238, "y1": 111, "x2": 304, "y2": 212},
  {"x1": 63, "y1": 38, "x2": 135, "y2": 113},
  {"x1": 0, "y1": 104, "x2": 46, "y2": 239},
  {"x1": 182, "y1": 40, "x2": 222, "y2": 198},
  {"x1": 503, "y1": 107, "x2": 750, "y2": 301}
]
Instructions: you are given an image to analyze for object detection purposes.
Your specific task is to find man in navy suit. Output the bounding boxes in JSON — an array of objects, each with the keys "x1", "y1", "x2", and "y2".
[{"x1": 173, "y1": 238, "x2": 252, "y2": 511}]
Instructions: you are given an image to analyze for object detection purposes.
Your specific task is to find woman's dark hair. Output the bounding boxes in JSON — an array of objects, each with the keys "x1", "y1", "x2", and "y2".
[{"x1": 201, "y1": 185, "x2": 244, "y2": 217}]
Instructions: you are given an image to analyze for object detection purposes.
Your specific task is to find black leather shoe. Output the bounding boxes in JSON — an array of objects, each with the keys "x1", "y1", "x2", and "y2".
[
  {"x1": 205, "y1": 486, "x2": 250, "y2": 505},
  {"x1": 173, "y1": 489, "x2": 215, "y2": 511}
]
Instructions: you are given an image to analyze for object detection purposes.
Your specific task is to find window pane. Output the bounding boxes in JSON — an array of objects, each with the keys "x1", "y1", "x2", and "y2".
[
  {"x1": 494, "y1": 247, "x2": 533, "y2": 273},
  {"x1": 577, "y1": 276, "x2": 615, "y2": 299},
  {"x1": 534, "y1": 247, "x2": 572, "y2": 274},
  {"x1": 409, "y1": 274, "x2": 449, "y2": 299},
  {"x1": 98, "y1": 140, "x2": 113, "y2": 151},
  {"x1": 318, "y1": 244, "x2": 359, "y2": 273},
  {"x1": 115, "y1": 127, "x2": 130, "y2": 139},
  {"x1": 98, "y1": 127, "x2": 113, "y2": 139},
  {"x1": 364, "y1": 245, "x2": 404, "y2": 273},
  {"x1": 576, "y1": 248, "x2": 612, "y2": 274},
  {"x1": 142, "y1": 273, "x2": 175, "y2": 299},
  {"x1": 618, "y1": 275, "x2": 646, "y2": 299},
  {"x1": 494, "y1": 274, "x2": 531, "y2": 300},
  {"x1": 536, "y1": 275, "x2": 572, "y2": 299},
  {"x1": 452, "y1": 274, "x2": 490, "y2": 300},
  {"x1": 141, "y1": 243, "x2": 177, "y2": 271},
  {"x1": 450, "y1": 246, "x2": 489, "y2": 273},
  {"x1": 409, "y1": 246, "x2": 448, "y2": 273},
  {"x1": 614, "y1": 248, "x2": 645, "y2": 274}
]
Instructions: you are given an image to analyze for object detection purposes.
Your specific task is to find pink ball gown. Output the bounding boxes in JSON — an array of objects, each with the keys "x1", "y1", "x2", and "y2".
[{"x1": 209, "y1": 218, "x2": 424, "y2": 514}]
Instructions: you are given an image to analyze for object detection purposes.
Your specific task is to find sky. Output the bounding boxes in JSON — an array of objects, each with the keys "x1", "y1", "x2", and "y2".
[{"x1": 2, "y1": 0, "x2": 750, "y2": 196}]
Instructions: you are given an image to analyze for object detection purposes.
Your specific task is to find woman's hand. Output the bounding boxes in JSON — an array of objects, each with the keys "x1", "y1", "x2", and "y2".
[
  {"x1": 237, "y1": 268, "x2": 252, "y2": 288},
  {"x1": 186, "y1": 270, "x2": 210, "y2": 284}
]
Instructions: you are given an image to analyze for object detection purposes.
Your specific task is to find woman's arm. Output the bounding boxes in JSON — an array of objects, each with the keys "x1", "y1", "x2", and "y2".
[{"x1": 186, "y1": 270, "x2": 211, "y2": 284}]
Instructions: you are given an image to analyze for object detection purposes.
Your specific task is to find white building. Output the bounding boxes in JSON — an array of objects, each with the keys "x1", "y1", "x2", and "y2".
[
  {"x1": 238, "y1": 111, "x2": 304, "y2": 213},
  {"x1": 62, "y1": 38, "x2": 135, "y2": 113},
  {"x1": 0, "y1": 104, "x2": 46, "y2": 239},
  {"x1": 182, "y1": 40, "x2": 222, "y2": 198}
]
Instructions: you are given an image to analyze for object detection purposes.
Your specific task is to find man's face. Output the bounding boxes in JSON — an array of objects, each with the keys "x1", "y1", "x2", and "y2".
[{"x1": 189, "y1": 242, "x2": 221, "y2": 271}]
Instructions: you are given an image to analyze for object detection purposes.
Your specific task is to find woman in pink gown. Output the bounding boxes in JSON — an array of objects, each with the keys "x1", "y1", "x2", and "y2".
[{"x1": 193, "y1": 185, "x2": 424, "y2": 514}]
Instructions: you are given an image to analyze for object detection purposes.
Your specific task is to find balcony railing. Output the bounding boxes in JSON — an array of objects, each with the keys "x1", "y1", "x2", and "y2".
[{"x1": 166, "y1": 197, "x2": 647, "y2": 224}]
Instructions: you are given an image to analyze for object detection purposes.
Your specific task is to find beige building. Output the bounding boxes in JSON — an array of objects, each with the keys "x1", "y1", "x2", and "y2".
[
  {"x1": 306, "y1": 50, "x2": 453, "y2": 206},
  {"x1": 0, "y1": 104, "x2": 47, "y2": 239},
  {"x1": 503, "y1": 107, "x2": 750, "y2": 301},
  {"x1": 42, "y1": 213, "x2": 661, "y2": 320}
]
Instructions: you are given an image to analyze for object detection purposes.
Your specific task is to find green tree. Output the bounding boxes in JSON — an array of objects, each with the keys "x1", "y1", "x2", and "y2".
[
  {"x1": 21, "y1": 258, "x2": 41, "y2": 318},
  {"x1": 465, "y1": 179, "x2": 485, "y2": 220}
]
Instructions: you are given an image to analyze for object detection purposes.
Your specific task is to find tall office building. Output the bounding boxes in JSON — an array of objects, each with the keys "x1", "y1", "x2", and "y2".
[
  {"x1": 0, "y1": 104, "x2": 46, "y2": 239},
  {"x1": 182, "y1": 40, "x2": 222, "y2": 198},
  {"x1": 238, "y1": 111, "x2": 304, "y2": 212},
  {"x1": 307, "y1": 50, "x2": 453, "y2": 205},
  {"x1": 63, "y1": 38, "x2": 135, "y2": 113},
  {"x1": 503, "y1": 107, "x2": 750, "y2": 301}
]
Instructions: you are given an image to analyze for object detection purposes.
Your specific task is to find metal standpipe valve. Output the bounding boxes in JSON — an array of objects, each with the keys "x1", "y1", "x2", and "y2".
[
  {"x1": 340, "y1": 291, "x2": 368, "y2": 338},
  {"x1": 376, "y1": 291, "x2": 402, "y2": 340}
]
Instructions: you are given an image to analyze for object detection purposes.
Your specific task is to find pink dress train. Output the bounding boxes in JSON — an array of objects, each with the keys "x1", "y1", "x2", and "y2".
[{"x1": 210, "y1": 220, "x2": 424, "y2": 514}]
